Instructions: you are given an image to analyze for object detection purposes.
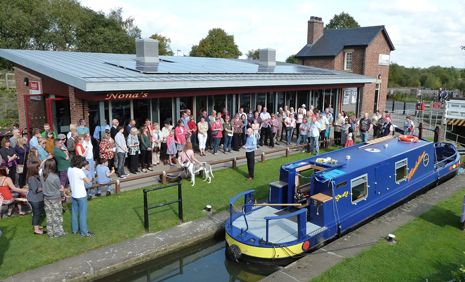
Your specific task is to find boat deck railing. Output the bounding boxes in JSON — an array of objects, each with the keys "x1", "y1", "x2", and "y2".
[
  {"x1": 229, "y1": 189, "x2": 255, "y2": 227},
  {"x1": 434, "y1": 142, "x2": 458, "y2": 169},
  {"x1": 264, "y1": 209, "x2": 307, "y2": 242}
]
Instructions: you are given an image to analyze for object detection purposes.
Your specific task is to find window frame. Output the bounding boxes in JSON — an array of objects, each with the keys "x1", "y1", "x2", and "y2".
[
  {"x1": 395, "y1": 158, "x2": 408, "y2": 184},
  {"x1": 344, "y1": 52, "x2": 353, "y2": 71},
  {"x1": 351, "y1": 174, "x2": 368, "y2": 204}
]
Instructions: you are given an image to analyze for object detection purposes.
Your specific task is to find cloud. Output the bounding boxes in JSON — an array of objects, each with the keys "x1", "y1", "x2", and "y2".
[{"x1": 79, "y1": 0, "x2": 464, "y2": 68}]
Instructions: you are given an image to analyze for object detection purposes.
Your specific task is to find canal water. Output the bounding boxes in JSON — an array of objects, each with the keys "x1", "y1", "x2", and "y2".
[{"x1": 95, "y1": 238, "x2": 281, "y2": 282}]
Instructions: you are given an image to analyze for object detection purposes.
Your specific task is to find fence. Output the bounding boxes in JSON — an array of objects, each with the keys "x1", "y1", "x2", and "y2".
[
  {"x1": 143, "y1": 182, "x2": 183, "y2": 232},
  {"x1": 0, "y1": 72, "x2": 15, "y2": 89}
]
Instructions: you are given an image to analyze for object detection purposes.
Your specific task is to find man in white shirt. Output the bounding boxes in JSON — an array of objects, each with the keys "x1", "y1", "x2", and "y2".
[
  {"x1": 259, "y1": 107, "x2": 271, "y2": 146},
  {"x1": 309, "y1": 116, "x2": 321, "y2": 155},
  {"x1": 68, "y1": 156, "x2": 94, "y2": 237}
]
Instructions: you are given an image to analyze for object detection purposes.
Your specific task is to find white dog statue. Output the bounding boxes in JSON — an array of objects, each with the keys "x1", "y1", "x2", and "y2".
[{"x1": 182, "y1": 161, "x2": 214, "y2": 186}]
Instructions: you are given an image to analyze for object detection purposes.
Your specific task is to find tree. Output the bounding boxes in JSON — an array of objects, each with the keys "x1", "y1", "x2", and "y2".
[
  {"x1": 149, "y1": 34, "x2": 174, "y2": 56},
  {"x1": 324, "y1": 12, "x2": 360, "y2": 30},
  {"x1": 189, "y1": 28, "x2": 242, "y2": 59},
  {"x1": 285, "y1": 55, "x2": 298, "y2": 64},
  {"x1": 0, "y1": 0, "x2": 140, "y2": 68},
  {"x1": 246, "y1": 49, "x2": 259, "y2": 60},
  {"x1": 108, "y1": 8, "x2": 141, "y2": 40}
]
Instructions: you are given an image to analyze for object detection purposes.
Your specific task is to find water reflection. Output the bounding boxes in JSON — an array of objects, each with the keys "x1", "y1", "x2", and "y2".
[{"x1": 95, "y1": 239, "x2": 280, "y2": 282}]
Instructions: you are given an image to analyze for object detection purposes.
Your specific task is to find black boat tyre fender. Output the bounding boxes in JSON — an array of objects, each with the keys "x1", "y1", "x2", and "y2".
[{"x1": 225, "y1": 244, "x2": 242, "y2": 261}]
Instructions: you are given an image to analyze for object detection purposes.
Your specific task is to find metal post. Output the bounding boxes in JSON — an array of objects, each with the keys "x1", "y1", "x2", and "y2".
[
  {"x1": 144, "y1": 190, "x2": 149, "y2": 232},
  {"x1": 178, "y1": 182, "x2": 183, "y2": 223},
  {"x1": 429, "y1": 101, "x2": 433, "y2": 128},
  {"x1": 403, "y1": 102, "x2": 406, "y2": 115},
  {"x1": 392, "y1": 100, "x2": 395, "y2": 112},
  {"x1": 418, "y1": 123, "x2": 423, "y2": 139}
]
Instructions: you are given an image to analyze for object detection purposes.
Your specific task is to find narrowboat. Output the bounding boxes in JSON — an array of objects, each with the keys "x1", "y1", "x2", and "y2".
[{"x1": 225, "y1": 136, "x2": 460, "y2": 264}]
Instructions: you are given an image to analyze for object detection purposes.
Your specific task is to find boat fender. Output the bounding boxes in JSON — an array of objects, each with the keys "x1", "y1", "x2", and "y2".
[{"x1": 225, "y1": 244, "x2": 242, "y2": 261}]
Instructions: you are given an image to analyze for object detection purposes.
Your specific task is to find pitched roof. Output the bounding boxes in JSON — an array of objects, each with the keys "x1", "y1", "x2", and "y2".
[
  {"x1": 295, "y1": 25, "x2": 395, "y2": 58},
  {"x1": 0, "y1": 49, "x2": 377, "y2": 92}
]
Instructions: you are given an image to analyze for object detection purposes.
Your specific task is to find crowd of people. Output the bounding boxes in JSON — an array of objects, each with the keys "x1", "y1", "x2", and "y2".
[{"x1": 0, "y1": 104, "x2": 416, "y2": 233}]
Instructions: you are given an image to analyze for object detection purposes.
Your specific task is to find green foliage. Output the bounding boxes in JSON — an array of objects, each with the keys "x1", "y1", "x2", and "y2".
[
  {"x1": 285, "y1": 54, "x2": 298, "y2": 64},
  {"x1": 324, "y1": 12, "x2": 360, "y2": 30},
  {"x1": 451, "y1": 254, "x2": 465, "y2": 282},
  {"x1": 189, "y1": 28, "x2": 242, "y2": 59},
  {"x1": 246, "y1": 49, "x2": 260, "y2": 60},
  {"x1": 149, "y1": 33, "x2": 174, "y2": 56},
  {"x1": 389, "y1": 63, "x2": 465, "y2": 92},
  {"x1": 313, "y1": 189, "x2": 465, "y2": 282},
  {"x1": 0, "y1": 0, "x2": 140, "y2": 68}
]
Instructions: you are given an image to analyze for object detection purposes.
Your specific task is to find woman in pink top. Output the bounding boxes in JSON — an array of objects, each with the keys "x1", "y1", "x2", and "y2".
[
  {"x1": 175, "y1": 120, "x2": 187, "y2": 153},
  {"x1": 212, "y1": 119, "x2": 223, "y2": 155}
]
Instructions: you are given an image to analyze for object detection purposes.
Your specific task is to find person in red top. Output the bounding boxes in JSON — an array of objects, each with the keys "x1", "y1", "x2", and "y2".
[
  {"x1": 0, "y1": 166, "x2": 28, "y2": 217},
  {"x1": 212, "y1": 119, "x2": 223, "y2": 155},
  {"x1": 188, "y1": 116, "x2": 197, "y2": 151},
  {"x1": 99, "y1": 133, "x2": 115, "y2": 171},
  {"x1": 75, "y1": 135, "x2": 87, "y2": 158}
]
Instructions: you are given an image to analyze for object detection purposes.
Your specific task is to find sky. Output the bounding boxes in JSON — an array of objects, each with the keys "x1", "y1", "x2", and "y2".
[{"x1": 80, "y1": 0, "x2": 465, "y2": 68}]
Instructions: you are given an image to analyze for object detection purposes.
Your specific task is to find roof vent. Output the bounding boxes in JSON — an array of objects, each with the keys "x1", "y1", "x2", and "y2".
[
  {"x1": 136, "y1": 38, "x2": 159, "y2": 64},
  {"x1": 259, "y1": 48, "x2": 276, "y2": 67}
]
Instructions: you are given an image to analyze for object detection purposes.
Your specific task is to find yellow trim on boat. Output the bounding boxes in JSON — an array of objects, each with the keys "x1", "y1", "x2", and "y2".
[{"x1": 225, "y1": 232, "x2": 305, "y2": 259}]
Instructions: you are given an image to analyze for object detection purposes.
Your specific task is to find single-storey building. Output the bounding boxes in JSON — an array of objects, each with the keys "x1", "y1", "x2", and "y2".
[{"x1": 0, "y1": 38, "x2": 377, "y2": 137}]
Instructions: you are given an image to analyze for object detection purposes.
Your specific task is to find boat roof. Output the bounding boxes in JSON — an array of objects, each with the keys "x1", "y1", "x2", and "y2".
[{"x1": 299, "y1": 138, "x2": 431, "y2": 176}]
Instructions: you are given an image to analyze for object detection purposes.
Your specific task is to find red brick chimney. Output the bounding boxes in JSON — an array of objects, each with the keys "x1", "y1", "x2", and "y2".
[{"x1": 307, "y1": 16, "x2": 324, "y2": 44}]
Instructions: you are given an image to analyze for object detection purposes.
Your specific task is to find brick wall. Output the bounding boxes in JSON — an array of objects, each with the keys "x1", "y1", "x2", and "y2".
[
  {"x1": 360, "y1": 32, "x2": 391, "y2": 115},
  {"x1": 300, "y1": 57, "x2": 335, "y2": 69},
  {"x1": 14, "y1": 68, "x2": 47, "y2": 131},
  {"x1": 68, "y1": 86, "x2": 88, "y2": 126}
]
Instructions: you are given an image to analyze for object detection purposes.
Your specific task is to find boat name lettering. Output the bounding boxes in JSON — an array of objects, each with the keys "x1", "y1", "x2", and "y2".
[
  {"x1": 335, "y1": 191, "x2": 349, "y2": 201},
  {"x1": 104, "y1": 92, "x2": 148, "y2": 100},
  {"x1": 407, "y1": 151, "x2": 426, "y2": 182}
]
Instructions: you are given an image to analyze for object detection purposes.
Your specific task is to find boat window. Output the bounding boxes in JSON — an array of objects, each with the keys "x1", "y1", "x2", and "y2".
[
  {"x1": 351, "y1": 174, "x2": 368, "y2": 203},
  {"x1": 395, "y1": 159, "x2": 408, "y2": 183},
  {"x1": 337, "y1": 181, "x2": 347, "y2": 189}
]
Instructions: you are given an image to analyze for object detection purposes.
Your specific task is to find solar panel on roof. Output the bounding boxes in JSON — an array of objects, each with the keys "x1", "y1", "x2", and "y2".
[{"x1": 104, "y1": 58, "x2": 337, "y2": 75}]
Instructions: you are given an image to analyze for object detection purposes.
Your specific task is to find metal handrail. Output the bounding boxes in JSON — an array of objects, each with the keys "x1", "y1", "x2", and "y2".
[
  {"x1": 434, "y1": 142, "x2": 458, "y2": 168},
  {"x1": 143, "y1": 182, "x2": 183, "y2": 232},
  {"x1": 264, "y1": 208, "x2": 307, "y2": 242},
  {"x1": 229, "y1": 189, "x2": 254, "y2": 228}
]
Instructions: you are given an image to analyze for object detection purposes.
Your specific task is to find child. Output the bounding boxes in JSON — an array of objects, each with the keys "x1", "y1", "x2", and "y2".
[
  {"x1": 96, "y1": 158, "x2": 114, "y2": 196},
  {"x1": 344, "y1": 127, "x2": 354, "y2": 148},
  {"x1": 166, "y1": 129, "x2": 177, "y2": 166},
  {"x1": 82, "y1": 160, "x2": 94, "y2": 200}
]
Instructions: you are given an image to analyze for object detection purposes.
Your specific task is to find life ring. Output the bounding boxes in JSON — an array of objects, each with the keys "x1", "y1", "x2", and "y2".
[{"x1": 399, "y1": 135, "x2": 419, "y2": 143}]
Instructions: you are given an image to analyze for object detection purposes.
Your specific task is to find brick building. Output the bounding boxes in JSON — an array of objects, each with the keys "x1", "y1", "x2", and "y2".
[
  {"x1": 295, "y1": 16, "x2": 395, "y2": 116},
  {"x1": 1, "y1": 39, "x2": 376, "y2": 137}
]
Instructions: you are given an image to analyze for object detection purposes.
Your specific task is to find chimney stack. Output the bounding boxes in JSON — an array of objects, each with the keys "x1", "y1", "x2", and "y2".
[
  {"x1": 307, "y1": 16, "x2": 324, "y2": 44},
  {"x1": 136, "y1": 38, "x2": 159, "y2": 64},
  {"x1": 259, "y1": 48, "x2": 276, "y2": 67}
]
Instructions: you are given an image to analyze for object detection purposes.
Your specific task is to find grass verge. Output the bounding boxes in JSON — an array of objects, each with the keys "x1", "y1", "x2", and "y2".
[
  {"x1": 312, "y1": 189, "x2": 465, "y2": 282},
  {"x1": 0, "y1": 147, "x2": 338, "y2": 278}
]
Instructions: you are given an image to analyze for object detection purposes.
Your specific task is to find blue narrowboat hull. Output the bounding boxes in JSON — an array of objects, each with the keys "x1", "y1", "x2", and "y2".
[{"x1": 225, "y1": 139, "x2": 461, "y2": 265}]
